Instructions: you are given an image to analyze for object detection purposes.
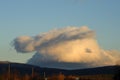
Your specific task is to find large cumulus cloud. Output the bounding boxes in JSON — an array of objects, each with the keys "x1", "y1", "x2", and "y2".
[{"x1": 13, "y1": 26, "x2": 120, "y2": 69}]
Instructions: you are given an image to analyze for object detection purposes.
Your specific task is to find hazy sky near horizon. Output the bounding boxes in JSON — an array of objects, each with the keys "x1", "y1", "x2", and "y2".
[{"x1": 0, "y1": 0, "x2": 120, "y2": 63}]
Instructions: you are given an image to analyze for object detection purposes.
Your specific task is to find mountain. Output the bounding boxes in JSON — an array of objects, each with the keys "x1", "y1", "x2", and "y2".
[
  {"x1": 0, "y1": 61, "x2": 120, "y2": 76},
  {"x1": 0, "y1": 61, "x2": 66, "y2": 76}
]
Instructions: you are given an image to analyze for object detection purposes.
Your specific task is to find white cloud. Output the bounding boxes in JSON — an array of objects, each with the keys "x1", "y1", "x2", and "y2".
[{"x1": 13, "y1": 26, "x2": 120, "y2": 69}]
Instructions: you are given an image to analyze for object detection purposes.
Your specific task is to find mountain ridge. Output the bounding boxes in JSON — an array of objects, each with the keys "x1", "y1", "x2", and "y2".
[{"x1": 0, "y1": 61, "x2": 120, "y2": 76}]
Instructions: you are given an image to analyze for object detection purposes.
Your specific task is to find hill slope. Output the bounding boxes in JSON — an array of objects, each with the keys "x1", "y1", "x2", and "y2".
[{"x1": 0, "y1": 62, "x2": 120, "y2": 76}]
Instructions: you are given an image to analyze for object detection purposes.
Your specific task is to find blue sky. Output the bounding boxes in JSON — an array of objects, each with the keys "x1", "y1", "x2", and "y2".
[{"x1": 0, "y1": 0, "x2": 120, "y2": 63}]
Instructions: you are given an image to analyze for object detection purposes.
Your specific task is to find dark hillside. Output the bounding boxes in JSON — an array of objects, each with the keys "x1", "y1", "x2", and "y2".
[
  {"x1": 68, "y1": 65, "x2": 120, "y2": 76},
  {"x1": 0, "y1": 61, "x2": 120, "y2": 76}
]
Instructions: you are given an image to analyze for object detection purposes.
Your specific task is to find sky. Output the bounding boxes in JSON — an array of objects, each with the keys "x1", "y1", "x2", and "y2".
[{"x1": 0, "y1": 0, "x2": 120, "y2": 64}]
